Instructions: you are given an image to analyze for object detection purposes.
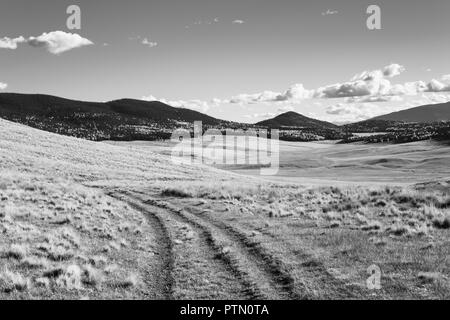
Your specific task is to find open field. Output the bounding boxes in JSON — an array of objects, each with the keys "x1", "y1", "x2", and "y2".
[
  {"x1": 1, "y1": 119, "x2": 449, "y2": 299},
  {"x1": 109, "y1": 139, "x2": 450, "y2": 185}
]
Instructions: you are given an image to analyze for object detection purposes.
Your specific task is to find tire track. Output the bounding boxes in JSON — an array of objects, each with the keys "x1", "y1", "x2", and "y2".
[
  {"x1": 194, "y1": 208, "x2": 365, "y2": 299},
  {"x1": 247, "y1": 223, "x2": 365, "y2": 299},
  {"x1": 134, "y1": 193, "x2": 304, "y2": 300},
  {"x1": 125, "y1": 192, "x2": 263, "y2": 299},
  {"x1": 184, "y1": 204, "x2": 308, "y2": 300},
  {"x1": 108, "y1": 191, "x2": 175, "y2": 300},
  {"x1": 118, "y1": 191, "x2": 254, "y2": 299}
]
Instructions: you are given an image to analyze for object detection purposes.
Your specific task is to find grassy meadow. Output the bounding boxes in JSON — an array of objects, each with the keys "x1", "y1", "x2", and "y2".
[{"x1": 1, "y1": 119, "x2": 449, "y2": 299}]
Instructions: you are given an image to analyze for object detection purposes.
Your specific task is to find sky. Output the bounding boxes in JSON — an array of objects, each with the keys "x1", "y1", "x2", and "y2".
[{"x1": 1, "y1": 0, "x2": 450, "y2": 124}]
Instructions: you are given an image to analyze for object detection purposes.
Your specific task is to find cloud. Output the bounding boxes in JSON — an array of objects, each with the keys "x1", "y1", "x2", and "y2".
[
  {"x1": 185, "y1": 17, "x2": 220, "y2": 29},
  {"x1": 229, "y1": 84, "x2": 313, "y2": 105},
  {"x1": 229, "y1": 91, "x2": 280, "y2": 104},
  {"x1": 0, "y1": 82, "x2": 7, "y2": 90},
  {"x1": 325, "y1": 90, "x2": 450, "y2": 123},
  {"x1": 344, "y1": 95, "x2": 403, "y2": 103},
  {"x1": 442, "y1": 74, "x2": 450, "y2": 81},
  {"x1": 426, "y1": 79, "x2": 450, "y2": 92},
  {"x1": 413, "y1": 93, "x2": 450, "y2": 106},
  {"x1": 0, "y1": 36, "x2": 26, "y2": 49},
  {"x1": 27, "y1": 31, "x2": 93, "y2": 54},
  {"x1": 322, "y1": 9, "x2": 338, "y2": 16},
  {"x1": 244, "y1": 112, "x2": 276, "y2": 119},
  {"x1": 228, "y1": 64, "x2": 409, "y2": 104},
  {"x1": 315, "y1": 64, "x2": 406, "y2": 98},
  {"x1": 278, "y1": 84, "x2": 314, "y2": 101},
  {"x1": 142, "y1": 38, "x2": 158, "y2": 48},
  {"x1": 148, "y1": 64, "x2": 450, "y2": 116},
  {"x1": 325, "y1": 103, "x2": 403, "y2": 123},
  {"x1": 232, "y1": 20, "x2": 245, "y2": 24},
  {"x1": 1, "y1": 31, "x2": 93, "y2": 54},
  {"x1": 141, "y1": 95, "x2": 219, "y2": 112},
  {"x1": 227, "y1": 64, "x2": 450, "y2": 106},
  {"x1": 382, "y1": 63, "x2": 405, "y2": 78}
]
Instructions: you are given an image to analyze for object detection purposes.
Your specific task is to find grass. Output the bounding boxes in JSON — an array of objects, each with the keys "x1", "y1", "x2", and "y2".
[
  {"x1": 0, "y1": 171, "x2": 157, "y2": 299},
  {"x1": 161, "y1": 183, "x2": 448, "y2": 238},
  {"x1": 0, "y1": 268, "x2": 29, "y2": 293},
  {"x1": 0, "y1": 118, "x2": 448, "y2": 299},
  {"x1": 161, "y1": 181, "x2": 450, "y2": 299}
]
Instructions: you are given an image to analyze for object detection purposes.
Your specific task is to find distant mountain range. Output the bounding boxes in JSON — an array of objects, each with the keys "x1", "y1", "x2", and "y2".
[
  {"x1": 0, "y1": 93, "x2": 221, "y2": 125},
  {"x1": 0, "y1": 92, "x2": 449, "y2": 142},
  {"x1": 0, "y1": 93, "x2": 228, "y2": 140}
]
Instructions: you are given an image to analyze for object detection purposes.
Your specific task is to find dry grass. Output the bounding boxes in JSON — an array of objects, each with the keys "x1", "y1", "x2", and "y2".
[
  {"x1": 161, "y1": 182, "x2": 448, "y2": 238},
  {"x1": 162, "y1": 181, "x2": 450, "y2": 299},
  {"x1": 1, "y1": 118, "x2": 448, "y2": 299},
  {"x1": 0, "y1": 172, "x2": 155, "y2": 299}
]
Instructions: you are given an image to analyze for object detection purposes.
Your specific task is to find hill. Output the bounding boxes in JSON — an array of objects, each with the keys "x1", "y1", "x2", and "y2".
[
  {"x1": 372, "y1": 101, "x2": 450, "y2": 123},
  {"x1": 341, "y1": 101, "x2": 450, "y2": 143},
  {"x1": 256, "y1": 111, "x2": 338, "y2": 129},
  {"x1": 0, "y1": 93, "x2": 222, "y2": 140},
  {"x1": 256, "y1": 111, "x2": 345, "y2": 141}
]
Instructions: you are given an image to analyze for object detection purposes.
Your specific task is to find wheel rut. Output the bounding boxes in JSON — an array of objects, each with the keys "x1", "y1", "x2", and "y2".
[
  {"x1": 108, "y1": 191, "x2": 175, "y2": 300},
  {"x1": 132, "y1": 192, "x2": 304, "y2": 300}
]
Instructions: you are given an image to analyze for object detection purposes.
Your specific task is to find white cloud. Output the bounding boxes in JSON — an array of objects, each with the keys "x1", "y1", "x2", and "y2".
[
  {"x1": 315, "y1": 64, "x2": 406, "y2": 98},
  {"x1": 415, "y1": 93, "x2": 450, "y2": 105},
  {"x1": 442, "y1": 74, "x2": 450, "y2": 81},
  {"x1": 0, "y1": 82, "x2": 8, "y2": 90},
  {"x1": 232, "y1": 20, "x2": 245, "y2": 24},
  {"x1": 279, "y1": 84, "x2": 314, "y2": 101},
  {"x1": 229, "y1": 91, "x2": 280, "y2": 104},
  {"x1": 141, "y1": 64, "x2": 450, "y2": 119},
  {"x1": 27, "y1": 31, "x2": 93, "y2": 55},
  {"x1": 426, "y1": 79, "x2": 450, "y2": 92},
  {"x1": 345, "y1": 95, "x2": 403, "y2": 103},
  {"x1": 142, "y1": 38, "x2": 158, "y2": 48},
  {"x1": 229, "y1": 84, "x2": 313, "y2": 105},
  {"x1": 0, "y1": 36, "x2": 26, "y2": 49},
  {"x1": 322, "y1": 9, "x2": 338, "y2": 16},
  {"x1": 382, "y1": 63, "x2": 405, "y2": 78},
  {"x1": 141, "y1": 95, "x2": 217, "y2": 112},
  {"x1": 244, "y1": 112, "x2": 276, "y2": 119},
  {"x1": 186, "y1": 17, "x2": 220, "y2": 29},
  {"x1": 227, "y1": 64, "x2": 450, "y2": 106},
  {"x1": 1, "y1": 31, "x2": 93, "y2": 54},
  {"x1": 325, "y1": 102, "x2": 404, "y2": 123}
]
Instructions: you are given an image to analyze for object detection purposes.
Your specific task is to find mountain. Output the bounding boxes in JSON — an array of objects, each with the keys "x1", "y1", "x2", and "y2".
[
  {"x1": 372, "y1": 101, "x2": 450, "y2": 123},
  {"x1": 0, "y1": 93, "x2": 224, "y2": 141},
  {"x1": 342, "y1": 119, "x2": 402, "y2": 133},
  {"x1": 256, "y1": 111, "x2": 339, "y2": 129},
  {"x1": 342, "y1": 101, "x2": 450, "y2": 133},
  {"x1": 255, "y1": 111, "x2": 347, "y2": 141},
  {"x1": 0, "y1": 93, "x2": 220, "y2": 124}
]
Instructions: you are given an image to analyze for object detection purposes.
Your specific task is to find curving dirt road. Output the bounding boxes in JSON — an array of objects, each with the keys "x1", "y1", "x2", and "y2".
[{"x1": 106, "y1": 189, "x2": 368, "y2": 300}]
